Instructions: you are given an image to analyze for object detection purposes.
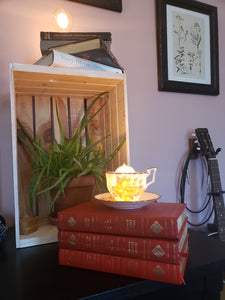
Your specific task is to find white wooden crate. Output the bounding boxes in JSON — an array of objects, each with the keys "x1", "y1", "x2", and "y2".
[{"x1": 9, "y1": 63, "x2": 130, "y2": 248}]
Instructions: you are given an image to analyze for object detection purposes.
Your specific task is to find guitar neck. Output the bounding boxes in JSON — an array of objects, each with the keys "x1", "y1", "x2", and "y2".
[
  {"x1": 208, "y1": 158, "x2": 223, "y2": 192},
  {"x1": 208, "y1": 158, "x2": 225, "y2": 241}
]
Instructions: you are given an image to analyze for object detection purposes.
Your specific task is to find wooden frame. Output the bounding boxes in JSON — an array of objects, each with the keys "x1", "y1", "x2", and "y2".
[
  {"x1": 156, "y1": 0, "x2": 219, "y2": 95},
  {"x1": 68, "y1": 0, "x2": 122, "y2": 12}
]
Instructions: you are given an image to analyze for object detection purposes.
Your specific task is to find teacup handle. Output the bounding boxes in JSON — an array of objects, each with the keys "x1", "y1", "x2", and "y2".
[{"x1": 146, "y1": 167, "x2": 157, "y2": 188}]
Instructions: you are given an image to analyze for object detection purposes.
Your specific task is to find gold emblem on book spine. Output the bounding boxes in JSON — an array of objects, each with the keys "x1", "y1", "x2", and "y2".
[
  {"x1": 69, "y1": 234, "x2": 77, "y2": 245},
  {"x1": 152, "y1": 245, "x2": 165, "y2": 258},
  {"x1": 67, "y1": 217, "x2": 76, "y2": 228},
  {"x1": 153, "y1": 265, "x2": 166, "y2": 278},
  {"x1": 150, "y1": 221, "x2": 163, "y2": 234}
]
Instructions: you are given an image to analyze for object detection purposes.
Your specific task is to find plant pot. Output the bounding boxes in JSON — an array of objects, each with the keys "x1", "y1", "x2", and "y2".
[{"x1": 49, "y1": 174, "x2": 95, "y2": 224}]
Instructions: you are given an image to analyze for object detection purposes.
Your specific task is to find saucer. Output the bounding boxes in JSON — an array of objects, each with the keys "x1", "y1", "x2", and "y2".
[{"x1": 94, "y1": 192, "x2": 161, "y2": 209}]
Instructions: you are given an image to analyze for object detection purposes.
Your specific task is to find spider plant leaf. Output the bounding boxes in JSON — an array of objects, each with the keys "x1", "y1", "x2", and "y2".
[
  {"x1": 37, "y1": 168, "x2": 73, "y2": 195},
  {"x1": 93, "y1": 170, "x2": 107, "y2": 192},
  {"x1": 17, "y1": 119, "x2": 36, "y2": 145},
  {"x1": 49, "y1": 176, "x2": 71, "y2": 211},
  {"x1": 69, "y1": 91, "x2": 108, "y2": 143},
  {"x1": 100, "y1": 137, "x2": 126, "y2": 167}
]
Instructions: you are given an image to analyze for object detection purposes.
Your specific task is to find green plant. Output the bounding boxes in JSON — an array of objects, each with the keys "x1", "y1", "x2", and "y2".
[{"x1": 17, "y1": 92, "x2": 125, "y2": 214}]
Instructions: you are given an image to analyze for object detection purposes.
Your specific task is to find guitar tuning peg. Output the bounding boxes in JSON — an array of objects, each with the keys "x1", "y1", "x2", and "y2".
[{"x1": 216, "y1": 148, "x2": 221, "y2": 155}]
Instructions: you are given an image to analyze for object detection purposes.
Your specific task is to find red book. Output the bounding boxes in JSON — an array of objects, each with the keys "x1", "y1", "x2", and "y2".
[
  {"x1": 57, "y1": 200, "x2": 187, "y2": 239},
  {"x1": 58, "y1": 218, "x2": 188, "y2": 264},
  {"x1": 58, "y1": 243, "x2": 189, "y2": 285}
]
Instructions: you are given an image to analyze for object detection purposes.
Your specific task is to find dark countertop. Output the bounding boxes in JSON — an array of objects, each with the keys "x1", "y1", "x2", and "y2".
[{"x1": 1, "y1": 228, "x2": 225, "y2": 300}]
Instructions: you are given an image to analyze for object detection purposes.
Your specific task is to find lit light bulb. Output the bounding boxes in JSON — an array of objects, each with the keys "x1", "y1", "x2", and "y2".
[
  {"x1": 115, "y1": 164, "x2": 135, "y2": 173},
  {"x1": 54, "y1": 8, "x2": 72, "y2": 31},
  {"x1": 56, "y1": 12, "x2": 69, "y2": 29}
]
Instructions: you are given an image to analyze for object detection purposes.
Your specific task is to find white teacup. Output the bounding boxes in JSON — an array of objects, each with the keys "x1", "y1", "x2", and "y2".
[{"x1": 106, "y1": 166, "x2": 157, "y2": 201}]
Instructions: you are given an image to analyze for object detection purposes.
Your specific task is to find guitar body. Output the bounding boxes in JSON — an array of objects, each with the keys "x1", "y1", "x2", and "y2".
[{"x1": 195, "y1": 128, "x2": 225, "y2": 241}]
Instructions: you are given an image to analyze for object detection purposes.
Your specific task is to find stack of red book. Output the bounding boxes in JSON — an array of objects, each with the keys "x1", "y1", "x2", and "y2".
[{"x1": 57, "y1": 200, "x2": 189, "y2": 285}]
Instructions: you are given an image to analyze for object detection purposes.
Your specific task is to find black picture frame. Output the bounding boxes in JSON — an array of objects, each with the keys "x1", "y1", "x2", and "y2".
[
  {"x1": 68, "y1": 0, "x2": 122, "y2": 12},
  {"x1": 156, "y1": 0, "x2": 219, "y2": 95}
]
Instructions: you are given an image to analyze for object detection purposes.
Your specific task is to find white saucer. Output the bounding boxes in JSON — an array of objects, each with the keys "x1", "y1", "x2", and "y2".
[{"x1": 94, "y1": 192, "x2": 161, "y2": 209}]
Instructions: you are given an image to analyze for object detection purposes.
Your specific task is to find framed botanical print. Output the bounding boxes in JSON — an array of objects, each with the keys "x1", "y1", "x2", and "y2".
[{"x1": 156, "y1": 0, "x2": 219, "y2": 95}]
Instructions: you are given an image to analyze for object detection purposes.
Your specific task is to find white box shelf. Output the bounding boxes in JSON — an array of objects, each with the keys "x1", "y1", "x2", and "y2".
[{"x1": 9, "y1": 64, "x2": 129, "y2": 248}]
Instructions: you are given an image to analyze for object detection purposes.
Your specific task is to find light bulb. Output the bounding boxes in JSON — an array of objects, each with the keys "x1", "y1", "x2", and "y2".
[
  {"x1": 54, "y1": 8, "x2": 72, "y2": 31},
  {"x1": 115, "y1": 164, "x2": 135, "y2": 173},
  {"x1": 57, "y1": 12, "x2": 69, "y2": 29}
]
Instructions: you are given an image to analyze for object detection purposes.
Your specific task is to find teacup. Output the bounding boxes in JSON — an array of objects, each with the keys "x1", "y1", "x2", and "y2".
[{"x1": 106, "y1": 167, "x2": 157, "y2": 201}]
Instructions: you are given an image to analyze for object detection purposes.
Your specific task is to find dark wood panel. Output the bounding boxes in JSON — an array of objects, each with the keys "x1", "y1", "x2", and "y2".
[{"x1": 68, "y1": 0, "x2": 122, "y2": 12}]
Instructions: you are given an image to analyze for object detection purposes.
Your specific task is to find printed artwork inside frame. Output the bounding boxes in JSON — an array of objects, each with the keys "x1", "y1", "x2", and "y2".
[
  {"x1": 156, "y1": 0, "x2": 219, "y2": 95},
  {"x1": 167, "y1": 5, "x2": 210, "y2": 84}
]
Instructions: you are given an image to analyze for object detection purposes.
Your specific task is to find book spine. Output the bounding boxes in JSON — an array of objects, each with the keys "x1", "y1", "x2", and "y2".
[
  {"x1": 58, "y1": 213, "x2": 181, "y2": 239},
  {"x1": 58, "y1": 227, "x2": 187, "y2": 264},
  {"x1": 40, "y1": 32, "x2": 112, "y2": 55},
  {"x1": 40, "y1": 40, "x2": 112, "y2": 56},
  {"x1": 40, "y1": 32, "x2": 112, "y2": 41},
  {"x1": 59, "y1": 248, "x2": 187, "y2": 285}
]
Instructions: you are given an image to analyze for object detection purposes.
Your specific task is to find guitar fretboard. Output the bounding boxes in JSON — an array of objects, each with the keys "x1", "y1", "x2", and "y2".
[{"x1": 208, "y1": 158, "x2": 225, "y2": 241}]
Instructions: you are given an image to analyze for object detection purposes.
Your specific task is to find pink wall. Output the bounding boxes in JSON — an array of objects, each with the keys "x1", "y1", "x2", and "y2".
[{"x1": 1, "y1": 0, "x2": 225, "y2": 227}]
